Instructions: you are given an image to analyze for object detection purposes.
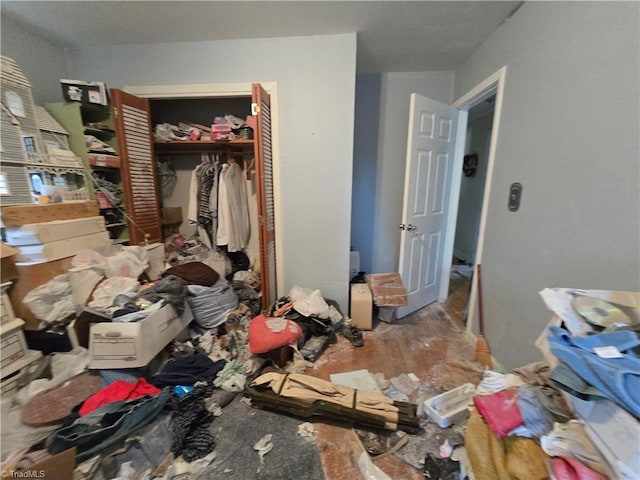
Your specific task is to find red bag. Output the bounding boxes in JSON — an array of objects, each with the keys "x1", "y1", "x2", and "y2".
[{"x1": 473, "y1": 389, "x2": 524, "y2": 439}]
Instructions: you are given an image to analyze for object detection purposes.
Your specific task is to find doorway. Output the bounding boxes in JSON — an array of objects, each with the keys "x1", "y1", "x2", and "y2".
[
  {"x1": 450, "y1": 95, "x2": 495, "y2": 325},
  {"x1": 444, "y1": 66, "x2": 507, "y2": 334},
  {"x1": 397, "y1": 66, "x2": 506, "y2": 324}
]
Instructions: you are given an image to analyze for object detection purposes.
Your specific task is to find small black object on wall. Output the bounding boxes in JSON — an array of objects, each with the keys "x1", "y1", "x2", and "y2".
[{"x1": 463, "y1": 153, "x2": 478, "y2": 177}]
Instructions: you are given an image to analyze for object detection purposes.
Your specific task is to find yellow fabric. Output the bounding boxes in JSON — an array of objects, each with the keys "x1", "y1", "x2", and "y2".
[
  {"x1": 465, "y1": 409, "x2": 550, "y2": 480},
  {"x1": 465, "y1": 409, "x2": 511, "y2": 480},
  {"x1": 504, "y1": 436, "x2": 550, "y2": 480}
]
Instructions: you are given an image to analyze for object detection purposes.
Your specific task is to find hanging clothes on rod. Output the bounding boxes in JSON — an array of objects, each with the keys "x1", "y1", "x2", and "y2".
[
  {"x1": 187, "y1": 152, "x2": 222, "y2": 250},
  {"x1": 217, "y1": 158, "x2": 250, "y2": 252}
]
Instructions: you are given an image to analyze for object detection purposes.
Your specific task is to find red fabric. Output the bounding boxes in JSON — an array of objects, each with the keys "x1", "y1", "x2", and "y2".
[
  {"x1": 472, "y1": 389, "x2": 523, "y2": 439},
  {"x1": 553, "y1": 457, "x2": 608, "y2": 480},
  {"x1": 79, "y1": 378, "x2": 161, "y2": 416},
  {"x1": 248, "y1": 314, "x2": 303, "y2": 354}
]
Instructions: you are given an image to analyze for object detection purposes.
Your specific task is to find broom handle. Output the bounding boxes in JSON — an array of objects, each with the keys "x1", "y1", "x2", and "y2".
[{"x1": 477, "y1": 264, "x2": 485, "y2": 335}]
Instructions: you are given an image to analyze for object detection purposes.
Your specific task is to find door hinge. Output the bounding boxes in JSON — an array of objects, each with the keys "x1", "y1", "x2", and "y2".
[
  {"x1": 113, "y1": 107, "x2": 118, "y2": 119},
  {"x1": 251, "y1": 103, "x2": 260, "y2": 115}
]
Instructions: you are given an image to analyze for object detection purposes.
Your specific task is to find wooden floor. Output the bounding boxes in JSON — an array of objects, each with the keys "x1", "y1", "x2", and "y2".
[{"x1": 306, "y1": 272, "x2": 481, "y2": 480}]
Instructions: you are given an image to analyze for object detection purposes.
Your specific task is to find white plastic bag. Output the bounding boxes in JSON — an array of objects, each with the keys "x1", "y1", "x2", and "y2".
[
  {"x1": 288, "y1": 286, "x2": 343, "y2": 324},
  {"x1": 104, "y1": 246, "x2": 149, "y2": 279},
  {"x1": 22, "y1": 274, "x2": 75, "y2": 323},
  {"x1": 358, "y1": 452, "x2": 392, "y2": 480},
  {"x1": 88, "y1": 277, "x2": 139, "y2": 310},
  {"x1": 15, "y1": 348, "x2": 90, "y2": 406},
  {"x1": 71, "y1": 249, "x2": 107, "y2": 267}
]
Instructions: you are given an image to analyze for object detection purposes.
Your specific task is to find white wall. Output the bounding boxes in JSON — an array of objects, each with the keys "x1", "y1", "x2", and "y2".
[
  {"x1": 65, "y1": 34, "x2": 357, "y2": 310},
  {"x1": 352, "y1": 71, "x2": 454, "y2": 275},
  {"x1": 453, "y1": 111, "x2": 493, "y2": 263},
  {"x1": 1, "y1": 13, "x2": 70, "y2": 104},
  {"x1": 454, "y1": 2, "x2": 640, "y2": 368}
]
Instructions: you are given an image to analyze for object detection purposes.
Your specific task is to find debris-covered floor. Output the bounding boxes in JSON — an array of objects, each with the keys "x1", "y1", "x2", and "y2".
[
  {"x1": 309, "y1": 272, "x2": 482, "y2": 480},
  {"x1": 2, "y1": 271, "x2": 479, "y2": 480}
]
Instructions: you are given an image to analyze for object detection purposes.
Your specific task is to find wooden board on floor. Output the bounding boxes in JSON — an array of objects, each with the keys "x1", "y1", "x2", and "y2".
[{"x1": 0, "y1": 202, "x2": 99, "y2": 227}]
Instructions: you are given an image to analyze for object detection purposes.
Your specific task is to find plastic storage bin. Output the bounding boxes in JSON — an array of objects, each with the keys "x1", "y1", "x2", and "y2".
[{"x1": 423, "y1": 383, "x2": 475, "y2": 428}]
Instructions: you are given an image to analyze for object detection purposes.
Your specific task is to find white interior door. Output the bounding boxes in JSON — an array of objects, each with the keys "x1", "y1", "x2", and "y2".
[{"x1": 397, "y1": 93, "x2": 458, "y2": 318}]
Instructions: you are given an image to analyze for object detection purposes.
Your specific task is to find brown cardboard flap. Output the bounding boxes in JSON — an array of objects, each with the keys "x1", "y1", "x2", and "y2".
[
  {"x1": 0, "y1": 242, "x2": 19, "y2": 259},
  {"x1": 1, "y1": 447, "x2": 76, "y2": 480},
  {"x1": 366, "y1": 273, "x2": 408, "y2": 307}
]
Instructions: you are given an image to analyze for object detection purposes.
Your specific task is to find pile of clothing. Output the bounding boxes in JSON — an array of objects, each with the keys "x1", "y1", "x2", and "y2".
[{"x1": 464, "y1": 362, "x2": 615, "y2": 480}]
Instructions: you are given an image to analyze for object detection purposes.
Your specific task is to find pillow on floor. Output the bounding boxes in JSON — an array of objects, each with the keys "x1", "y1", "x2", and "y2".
[{"x1": 249, "y1": 314, "x2": 303, "y2": 354}]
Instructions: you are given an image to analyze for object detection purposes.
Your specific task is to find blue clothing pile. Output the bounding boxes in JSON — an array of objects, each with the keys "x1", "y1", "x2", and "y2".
[{"x1": 547, "y1": 326, "x2": 640, "y2": 418}]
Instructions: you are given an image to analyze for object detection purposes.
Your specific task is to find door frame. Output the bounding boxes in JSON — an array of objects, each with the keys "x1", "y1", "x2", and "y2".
[
  {"x1": 123, "y1": 82, "x2": 283, "y2": 297},
  {"x1": 439, "y1": 67, "x2": 507, "y2": 332}
]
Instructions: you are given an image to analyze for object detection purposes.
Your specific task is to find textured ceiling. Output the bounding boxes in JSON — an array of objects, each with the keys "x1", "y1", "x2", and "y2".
[{"x1": 1, "y1": 1, "x2": 522, "y2": 73}]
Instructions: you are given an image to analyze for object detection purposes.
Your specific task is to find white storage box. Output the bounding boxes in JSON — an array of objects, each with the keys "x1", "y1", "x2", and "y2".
[
  {"x1": 16, "y1": 231, "x2": 111, "y2": 263},
  {"x1": 567, "y1": 395, "x2": 639, "y2": 480},
  {"x1": 144, "y1": 243, "x2": 165, "y2": 280},
  {"x1": 0, "y1": 350, "x2": 43, "y2": 398},
  {"x1": 89, "y1": 302, "x2": 192, "y2": 369},
  {"x1": 424, "y1": 383, "x2": 475, "y2": 428},
  {"x1": 351, "y1": 283, "x2": 373, "y2": 330},
  {"x1": 1, "y1": 282, "x2": 16, "y2": 325},
  {"x1": 5, "y1": 216, "x2": 106, "y2": 246},
  {"x1": 1, "y1": 318, "x2": 29, "y2": 377}
]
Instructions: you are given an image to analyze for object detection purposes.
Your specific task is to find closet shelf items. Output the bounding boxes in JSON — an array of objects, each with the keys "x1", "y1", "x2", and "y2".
[
  {"x1": 153, "y1": 139, "x2": 254, "y2": 153},
  {"x1": 88, "y1": 153, "x2": 121, "y2": 169}
]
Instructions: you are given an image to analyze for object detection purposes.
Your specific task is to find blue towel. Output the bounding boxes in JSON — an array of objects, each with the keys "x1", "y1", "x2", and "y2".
[{"x1": 547, "y1": 326, "x2": 640, "y2": 418}]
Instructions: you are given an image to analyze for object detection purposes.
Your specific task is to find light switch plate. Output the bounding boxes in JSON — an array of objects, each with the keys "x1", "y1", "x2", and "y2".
[{"x1": 508, "y1": 183, "x2": 522, "y2": 211}]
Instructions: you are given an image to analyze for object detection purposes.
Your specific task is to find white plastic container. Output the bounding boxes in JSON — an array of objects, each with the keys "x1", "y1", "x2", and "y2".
[{"x1": 423, "y1": 383, "x2": 475, "y2": 428}]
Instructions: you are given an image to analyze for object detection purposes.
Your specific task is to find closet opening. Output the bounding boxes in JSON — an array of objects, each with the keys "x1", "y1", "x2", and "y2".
[{"x1": 126, "y1": 82, "x2": 279, "y2": 309}]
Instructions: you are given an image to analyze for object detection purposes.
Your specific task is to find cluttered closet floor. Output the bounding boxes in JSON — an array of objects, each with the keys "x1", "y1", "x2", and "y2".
[{"x1": 308, "y1": 272, "x2": 478, "y2": 480}]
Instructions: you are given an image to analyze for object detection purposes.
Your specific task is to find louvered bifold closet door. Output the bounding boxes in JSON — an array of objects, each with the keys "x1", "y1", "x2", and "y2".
[
  {"x1": 111, "y1": 89, "x2": 162, "y2": 245},
  {"x1": 252, "y1": 83, "x2": 277, "y2": 310}
]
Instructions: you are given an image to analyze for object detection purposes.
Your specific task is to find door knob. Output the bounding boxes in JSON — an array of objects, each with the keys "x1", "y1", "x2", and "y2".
[
  {"x1": 406, "y1": 224, "x2": 417, "y2": 231},
  {"x1": 398, "y1": 224, "x2": 406, "y2": 230}
]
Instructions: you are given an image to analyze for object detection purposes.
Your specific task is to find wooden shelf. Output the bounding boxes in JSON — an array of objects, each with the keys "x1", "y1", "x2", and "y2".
[{"x1": 154, "y1": 139, "x2": 254, "y2": 153}]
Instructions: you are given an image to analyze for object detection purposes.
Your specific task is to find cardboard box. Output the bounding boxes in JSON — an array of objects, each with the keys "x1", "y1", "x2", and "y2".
[
  {"x1": 10, "y1": 256, "x2": 76, "y2": 330},
  {"x1": 0, "y1": 201, "x2": 99, "y2": 227},
  {"x1": 0, "y1": 243, "x2": 19, "y2": 283},
  {"x1": 1, "y1": 447, "x2": 77, "y2": 480},
  {"x1": 162, "y1": 207, "x2": 183, "y2": 225},
  {"x1": 89, "y1": 302, "x2": 192, "y2": 369},
  {"x1": 5, "y1": 216, "x2": 106, "y2": 246},
  {"x1": 366, "y1": 273, "x2": 408, "y2": 307},
  {"x1": 351, "y1": 283, "x2": 373, "y2": 330}
]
